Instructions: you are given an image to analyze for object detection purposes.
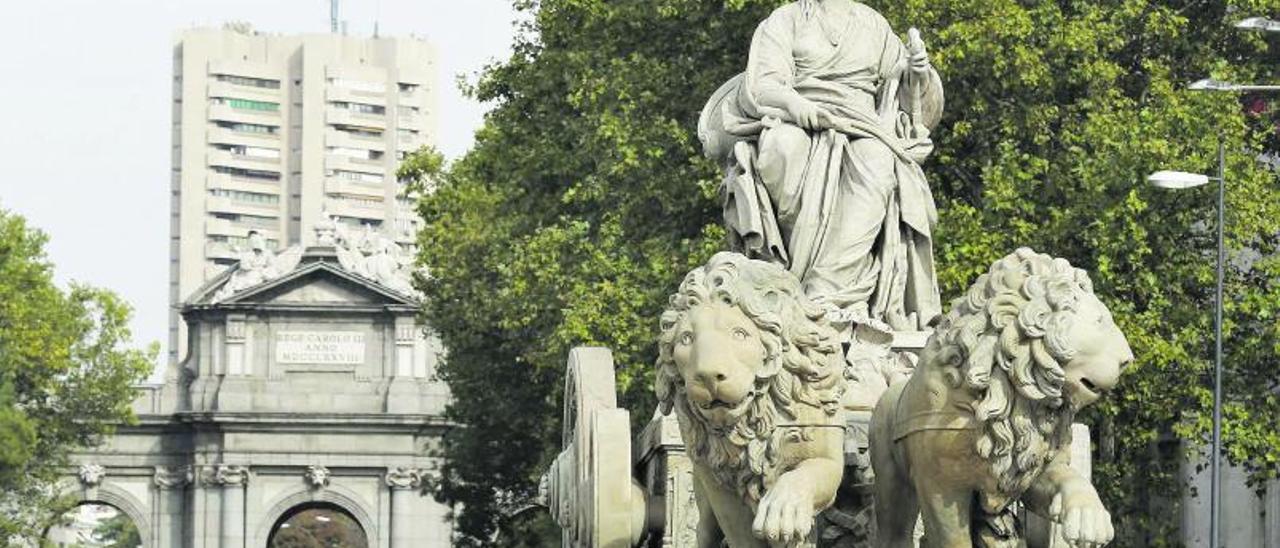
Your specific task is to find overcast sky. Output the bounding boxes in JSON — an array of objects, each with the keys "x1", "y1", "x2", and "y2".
[{"x1": 0, "y1": 0, "x2": 519, "y2": 376}]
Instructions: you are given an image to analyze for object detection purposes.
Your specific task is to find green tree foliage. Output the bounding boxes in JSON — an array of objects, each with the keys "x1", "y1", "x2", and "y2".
[
  {"x1": 268, "y1": 507, "x2": 369, "y2": 548},
  {"x1": 405, "y1": 1, "x2": 1280, "y2": 544},
  {"x1": 91, "y1": 507, "x2": 142, "y2": 548},
  {"x1": 0, "y1": 209, "x2": 154, "y2": 540}
]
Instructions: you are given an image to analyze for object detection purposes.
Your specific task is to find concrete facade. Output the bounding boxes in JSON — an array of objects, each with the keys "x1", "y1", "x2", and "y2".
[
  {"x1": 170, "y1": 25, "x2": 438, "y2": 367},
  {"x1": 1181, "y1": 450, "x2": 1280, "y2": 547},
  {"x1": 69, "y1": 246, "x2": 452, "y2": 547}
]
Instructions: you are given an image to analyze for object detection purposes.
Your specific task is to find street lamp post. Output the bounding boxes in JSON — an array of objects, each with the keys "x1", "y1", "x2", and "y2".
[
  {"x1": 1147, "y1": 141, "x2": 1225, "y2": 548},
  {"x1": 1149, "y1": 41, "x2": 1280, "y2": 539}
]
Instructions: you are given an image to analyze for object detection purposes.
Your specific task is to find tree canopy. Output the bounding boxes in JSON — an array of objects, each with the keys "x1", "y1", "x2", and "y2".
[
  {"x1": 405, "y1": 1, "x2": 1280, "y2": 545},
  {"x1": 0, "y1": 209, "x2": 154, "y2": 540}
]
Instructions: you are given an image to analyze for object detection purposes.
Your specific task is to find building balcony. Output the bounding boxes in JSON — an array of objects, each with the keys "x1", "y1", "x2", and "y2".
[
  {"x1": 207, "y1": 125, "x2": 278, "y2": 149},
  {"x1": 206, "y1": 172, "x2": 281, "y2": 195},
  {"x1": 204, "y1": 240, "x2": 239, "y2": 261},
  {"x1": 397, "y1": 87, "x2": 422, "y2": 103},
  {"x1": 325, "y1": 178, "x2": 386, "y2": 199},
  {"x1": 326, "y1": 108, "x2": 386, "y2": 130},
  {"x1": 207, "y1": 149, "x2": 282, "y2": 174},
  {"x1": 325, "y1": 155, "x2": 386, "y2": 176},
  {"x1": 208, "y1": 104, "x2": 280, "y2": 128},
  {"x1": 397, "y1": 112, "x2": 418, "y2": 126},
  {"x1": 326, "y1": 86, "x2": 387, "y2": 107},
  {"x1": 206, "y1": 196, "x2": 282, "y2": 217},
  {"x1": 398, "y1": 134, "x2": 425, "y2": 151},
  {"x1": 206, "y1": 217, "x2": 282, "y2": 239},
  {"x1": 208, "y1": 59, "x2": 281, "y2": 82},
  {"x1": 326, "y1": 198, "x2": 388, "y2": 222},
  {"x1": 207, "y1": 80, "x2": 281, "y2": 103},
  {"x1": 326, "y1": 129, "x2": 386, "y2": 152}
]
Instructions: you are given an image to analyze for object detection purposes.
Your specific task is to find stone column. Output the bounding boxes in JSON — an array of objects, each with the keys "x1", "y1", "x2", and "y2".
[
  {"x1": 385, "y1": 468, "x2": 423, "y2": 547},
  {"x1": 211, "y1": 465, "x2": 249, "y2": 548},
  {"x1": 154, "y1": 466, "x2": 192, "y2": 547}
]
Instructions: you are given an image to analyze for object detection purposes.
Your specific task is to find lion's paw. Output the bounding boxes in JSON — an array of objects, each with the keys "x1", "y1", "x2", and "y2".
[
  {"x1": 752, "y1": 480, "x2": 814, "y2": 547},
  {"x1": 1051, "y1": 489, "x2": 1114, "y2": 547}
]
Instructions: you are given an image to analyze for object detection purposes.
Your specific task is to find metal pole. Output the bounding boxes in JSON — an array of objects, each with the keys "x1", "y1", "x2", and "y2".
[{"x1": 1211, "y1": 137, "x2": 1225, "y2": 548}]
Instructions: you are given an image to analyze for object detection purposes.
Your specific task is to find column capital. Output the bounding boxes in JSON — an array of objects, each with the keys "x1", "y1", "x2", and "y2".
[
  {"x1": 154, "y1": 465, "x2": 194, "y2": 489},
  {"x1": 384, "y1": 467, "x2": 424, "y2": 490},
  {"x1": 201, "y1": 464, "x2": 250, "y2": 487}
]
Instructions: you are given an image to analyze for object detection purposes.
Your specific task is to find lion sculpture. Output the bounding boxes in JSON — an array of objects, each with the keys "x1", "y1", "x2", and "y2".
[
  {"x1": 657, "y1": 252, "x2": 848, "y2": 548},
  {"x1": 870, "y1": 248, "x2": 1133, "y2": 547}
]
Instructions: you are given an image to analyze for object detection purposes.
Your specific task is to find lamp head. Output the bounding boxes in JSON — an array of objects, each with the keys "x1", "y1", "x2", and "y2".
[
  {"x1": 1236, "y1": 16, "x2": 1280, "y2": 31},
  {"x1": 1189, "y1": 78, "x2": 1238, "y2": 91},
  {"x1": 1148, "y1": 170, "x2": 1211, "y2": 190}
]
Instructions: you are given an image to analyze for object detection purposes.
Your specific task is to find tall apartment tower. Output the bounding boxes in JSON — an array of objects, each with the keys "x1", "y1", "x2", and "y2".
[{"x1": 169, "y1": 25, "x2": 437, "y2": 365}]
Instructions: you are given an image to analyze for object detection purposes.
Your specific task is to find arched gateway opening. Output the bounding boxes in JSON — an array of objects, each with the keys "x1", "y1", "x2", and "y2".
[
  {"x1": 267, "y1": 502, "x2": 369, "y2": 547},
  {"x1": 45, "y1": 502, "x2": 142, "y2": 547}
]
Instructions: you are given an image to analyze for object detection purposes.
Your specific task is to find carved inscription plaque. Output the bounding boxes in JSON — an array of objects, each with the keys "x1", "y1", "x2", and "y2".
[{"x1": 276, "y1": 331, "x2": 365, "y2": 364}]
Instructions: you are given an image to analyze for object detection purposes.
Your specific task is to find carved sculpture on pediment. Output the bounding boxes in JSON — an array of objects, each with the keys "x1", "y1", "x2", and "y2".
[
  {"x1": 331, "y1": 219, "x2": 420, "y2": 296},
  {"x1": 212, "y1": 231, "x2": 303, "y2": 302}
]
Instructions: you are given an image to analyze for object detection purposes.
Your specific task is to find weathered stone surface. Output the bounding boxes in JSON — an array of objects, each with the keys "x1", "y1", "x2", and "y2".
[
  {"x1": 655, "y1": 252, "x2": 847, "y2": 547},
  {"x1": 870, "y1": 248, "x2": 1132, "y2": 547},
  {"x1": 701, "y1": 0, "x2": 945, "y2": 332},
  {"x1": 66, "y1": 242, "x2": 453, "y2": 547}
]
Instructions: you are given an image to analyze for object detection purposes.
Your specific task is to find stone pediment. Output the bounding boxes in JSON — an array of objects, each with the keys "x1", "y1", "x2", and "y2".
[{"x1": 187, "y1": 254, "x2": 420, "y2": 310}]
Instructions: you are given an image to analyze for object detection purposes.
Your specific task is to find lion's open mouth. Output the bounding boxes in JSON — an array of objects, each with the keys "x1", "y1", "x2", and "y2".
[
  {"x1": 1080, "y1": 378, "x2": 1099, "y2": 394},
  {"x1": 700, "y1": 399, "x2": 739, "y2": 410},
  {"x1": 695, "y1": 391, "x2": 756, "y2": 423}
]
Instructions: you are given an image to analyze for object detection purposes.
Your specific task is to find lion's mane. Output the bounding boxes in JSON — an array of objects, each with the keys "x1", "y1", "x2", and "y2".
[
  {"x1": 655, "y1": 252, "x2": 845, "y2": 504},
  {"x1": 922, "y1": 247, "x2": 1093, "y2": 500}
]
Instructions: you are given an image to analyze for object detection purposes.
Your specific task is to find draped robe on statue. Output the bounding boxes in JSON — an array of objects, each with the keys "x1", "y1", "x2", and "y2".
[{"x1": 700, "y1": 0, "x2": 945, "y2": 330}]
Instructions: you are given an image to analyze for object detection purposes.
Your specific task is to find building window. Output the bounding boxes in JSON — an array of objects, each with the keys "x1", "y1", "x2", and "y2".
[
  {"x1": 328, "y1": 78, "x2": 385, "y2": 94},
  {"x1": 211, "y1": 165, "x2": 280, "y2": 181},
  {"x1": 327, "y1": 146, "x2": 384, "y2": 161},
  {"x1": 327, "y1": 170, "x2": 384, "y2": 184},
  {"x1": 213, "y1": 144, "x2": 280, "y2": 159},
  {"x1": 215, "y1": 120, "x2": 278, "y2": 135},
  {"x1": 331, "y1": 101, "x2": 385, "y2": 115},
  {"x1": 398, "y1": 83, "x2": 418, "y2": 93},
  {"x1": 214, "y1": 74, "x2": 281, "y2": 89},
  {"x1": 211, "y1": 213, "x2": 278, "y2": 229},
  {"x1": 333, "y1": 216, "x2": 383, "y2": 229},
  {"x1": 209, "y1": 234, "x2": 280, "y2": 248},
  {"x1": 209, "y1": 188, "x2": 281, "y2": 205},
  {"x1": 333, "y1": 125, "x2": 383, "y2": 139},
  {"x1": 212, "y1": 97, "x2": 279, "y2": 112}
]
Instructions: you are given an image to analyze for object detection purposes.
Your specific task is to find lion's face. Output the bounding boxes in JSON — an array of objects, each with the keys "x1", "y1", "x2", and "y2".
[
  {"x1": 1061, "y1": 292, "x2": 1133, "y2": 409},
  {"x1": 670, "y1": 300, "x2": 768, "y2": 428}
]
